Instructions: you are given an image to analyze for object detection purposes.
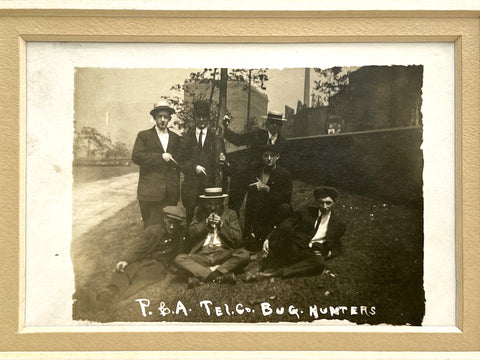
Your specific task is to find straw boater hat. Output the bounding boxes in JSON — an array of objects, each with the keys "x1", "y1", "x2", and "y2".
[
  {"x1": 198, "y1": 187, "x2": 228, "y2": 199},
  {"x1": 150, "y1": 99, "x2": 176, "y2": 117},
  {"x1": 261, "y1": 110, "x2": 288, "y2": 122}
]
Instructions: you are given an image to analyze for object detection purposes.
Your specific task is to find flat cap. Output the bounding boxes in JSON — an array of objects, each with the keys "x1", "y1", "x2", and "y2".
[
  {"x1": 313, "y1": 186, "x2": 338, "y2": 201},
  {"x1": 163, "y1": 206, "x2": 186, "y2": 221}
]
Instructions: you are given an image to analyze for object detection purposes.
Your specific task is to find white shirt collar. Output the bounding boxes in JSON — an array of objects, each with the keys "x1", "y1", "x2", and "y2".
[
  {"x1": 196, "y1": 127, "x2": 208, "y2": 136},
  {"x1": 267, "y1": 131, "x2": 278, "y2": 143}
]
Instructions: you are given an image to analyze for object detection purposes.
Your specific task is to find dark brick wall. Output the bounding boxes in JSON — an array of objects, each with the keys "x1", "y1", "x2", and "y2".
[{"x1": 228, "y1": 127, "x2": 423, "y2": 208}]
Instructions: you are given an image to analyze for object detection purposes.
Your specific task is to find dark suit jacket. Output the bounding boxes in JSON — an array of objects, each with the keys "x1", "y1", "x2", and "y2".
[
  {"x1": 131, "y1": 127, "x2": 181, "y2": 202},
  {"x1": 188, "y1": 207, "x2": 243, "y2": 254},
  {"x1": 292, "y1": 207, "x2": 346, "y2": 258},
  {"x1": 224, "y1": 127, "x2": 290, "y2": 166},
  {"x1": 245, "y1": 163, "x2": 292, "y2": 224},
  {"x1": 179, "y1": 128, "x2": 226, "y2": 200}
]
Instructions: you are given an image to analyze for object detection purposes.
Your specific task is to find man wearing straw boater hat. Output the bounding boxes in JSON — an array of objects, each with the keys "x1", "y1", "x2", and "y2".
[
  {"x1": 222, "y1": 110, "x2": 290, "y2": 216},
  {"x1": 132, "y1": 99, "x2": 182, "y2": 228},
  {"x1": 174, "y1": 188, "x2": 250, "y2": 287}
]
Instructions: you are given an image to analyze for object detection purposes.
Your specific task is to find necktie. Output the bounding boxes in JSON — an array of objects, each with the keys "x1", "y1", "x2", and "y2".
[
  {"x1": 199, "y1": 130, "x2": 204, "y2": 148},
  {"x1": 268, "y1": 137, "x2": 273, "y2": 145},
  {"x1": 314, "y1": 215, "x2": 322, "y2": 234}
]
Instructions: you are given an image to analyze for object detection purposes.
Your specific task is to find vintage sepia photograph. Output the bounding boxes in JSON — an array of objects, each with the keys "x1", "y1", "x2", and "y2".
[{"x1": 69, "y1": 65, "x2": 425, "y2": 324}]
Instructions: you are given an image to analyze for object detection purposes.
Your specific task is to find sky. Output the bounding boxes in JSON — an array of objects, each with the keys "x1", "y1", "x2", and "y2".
[{"x1": 130, "y1": 67, "x2": 310, "y2": 112}]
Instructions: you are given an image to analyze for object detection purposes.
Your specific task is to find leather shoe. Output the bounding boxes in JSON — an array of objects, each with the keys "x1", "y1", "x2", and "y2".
[
  {"x1": 187, "y1": 277, "x2": 201, "y2": 289},
  {"x1": 219, "y1": 272, "x2": 236, "y2": 284}
]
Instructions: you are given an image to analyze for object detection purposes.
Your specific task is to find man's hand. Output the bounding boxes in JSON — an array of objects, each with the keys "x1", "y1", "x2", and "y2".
[
  {"x1": 222, "y1": 115, "x2": 231, "y2": 128},
  {"x1": 249, "y1": 177, "x2": 270, "y2": 192},
  {"x1": 162, "y1": 153, "x2": 175, "y2": 163},
  {"x1": 195, "y1": 165, "x2": 207, "y2": 175},
  {"x1": 206, "y1": 213, "x2": 223, "y2": 227},
  {"x1": 262, "y1": 239, "x2": 270, "y2": 254},
  {"x1": 218, "y1": 152, "x2": 226, "y2": 165},
  {"x1": 115, "y1": 261, "x2": 128, "y2": 272}
]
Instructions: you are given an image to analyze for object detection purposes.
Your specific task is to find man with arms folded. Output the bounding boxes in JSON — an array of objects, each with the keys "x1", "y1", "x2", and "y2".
[
  {"x1": 244, "y1": 144, "x2": 293, "y2": 252},
  {"x1": 222, "y1": 110, "x2": 290, "y2": 217}
]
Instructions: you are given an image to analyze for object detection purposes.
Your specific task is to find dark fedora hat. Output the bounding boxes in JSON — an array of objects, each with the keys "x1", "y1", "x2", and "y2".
[
  {"x1": 198, "y1": 187, "x2": 228, "y2": 199},
  {"x1": 260, "y1": 143, "x2": 280, "y2": 155},
  {"x1": 193, "y1": 101, "x2": 211, "y2": 116},
  {"x1": 313, "y1": 186, "x2": 338, "y2": 201},
  {"x1": 150, "y1": 100, "x2": 176, "y2": 117},
  {"x1": 261, "y1": 110, "x2": 288, "y2": 122}
]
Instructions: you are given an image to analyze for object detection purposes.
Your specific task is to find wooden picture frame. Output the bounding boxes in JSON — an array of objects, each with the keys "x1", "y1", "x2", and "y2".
[{"x1": 0, "y1": 5, "x2": 478, "y2": 358}]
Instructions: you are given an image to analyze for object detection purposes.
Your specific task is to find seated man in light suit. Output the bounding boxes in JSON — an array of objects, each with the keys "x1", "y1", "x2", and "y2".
[{"x1": 174, "y1": 188, "x2": 250, "y2": 287}]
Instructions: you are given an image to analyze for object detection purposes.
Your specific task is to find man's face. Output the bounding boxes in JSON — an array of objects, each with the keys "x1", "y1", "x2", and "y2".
[
  {"x1": 265, "y1": 119, "x2": 283, "y2": 135},
  {"x1": 262, "y1": 150, "x2": 279, "y2": 168},
  {"x1": 203, "y1": 198, "x2": 224, "y2": 214},
  {"x1": 194, "y1": 111, "x2": 209, "y2": 130},
  {"x1": 163, "y1": 217, "x2": 180, "y2": 235},
  {"x1": 315, "y1": 196, "x2": 334, "y2": 215},
  {"x1": 154, "y1": 110, "x2": 172, "y2": 131}
]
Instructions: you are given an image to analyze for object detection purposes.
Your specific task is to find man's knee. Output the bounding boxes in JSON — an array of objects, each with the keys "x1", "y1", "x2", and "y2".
[
  {"x1": 232, "y1": 248, "x2": 251, "y2": 262},
  {"x1": 174, "y1": 253, "x2": 190, "y2": 265},
  {"x1": 144, "y1": 224, "x2": 163, "y2": 240},
  {"x1": 275, "y1": 203, "x2": 293, "y2": 224}
]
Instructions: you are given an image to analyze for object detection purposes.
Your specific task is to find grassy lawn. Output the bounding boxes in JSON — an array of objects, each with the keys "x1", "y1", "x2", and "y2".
[{"x1": 71, "y1": 180, "x2": 424, "y2": 325}]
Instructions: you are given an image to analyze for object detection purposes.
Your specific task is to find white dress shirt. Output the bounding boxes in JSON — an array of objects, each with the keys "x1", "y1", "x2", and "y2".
[
  {"x1": 267, "y1": 131, "x2": 278, "y2": 145},
  {"x1": 195, "y1": 127, "x2": 208, "y2": 147},
  {"x1": 155, "y1": 127, "x2": 169, "y2": 151},
  {"x1": 310, "y1": 210, "x2": 331, "y2": 244}
]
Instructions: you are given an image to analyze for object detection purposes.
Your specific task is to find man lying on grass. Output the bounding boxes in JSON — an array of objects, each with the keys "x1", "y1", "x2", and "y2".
[
  {"x1": 246, "y1": 186, "x2": 346, "y2": 280},
  {"x1": 174, "y1": 187, "x2": 250, "y2": 288},
  {"x1": 74, "y1": 206, "x2": 187, "y2": 310}
]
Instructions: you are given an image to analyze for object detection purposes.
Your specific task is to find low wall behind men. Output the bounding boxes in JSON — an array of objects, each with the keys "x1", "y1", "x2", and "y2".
[{"x1": 227, "y1": 127, "x2": 423, "y2": 208}]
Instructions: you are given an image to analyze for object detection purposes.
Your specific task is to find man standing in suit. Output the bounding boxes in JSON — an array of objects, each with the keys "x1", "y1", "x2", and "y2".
[
  {"x1": 244, "y1": 144, "x2": 293, "y2": 251},
  {"x1": 174, "y1": 188, "x2": 250, "y2": 287},
  {"x1": 249, "y1": 186, "x2": 346, "y2": 280},
  {"x1": 180, "y1": 101, "x2": 227, "y2": 225},
  {"x1": 132, "y1": 100, "x2": 182, "y2": 228},
  {"x1": 222, "y1": 111, "x2": 290, "y2": 216}
]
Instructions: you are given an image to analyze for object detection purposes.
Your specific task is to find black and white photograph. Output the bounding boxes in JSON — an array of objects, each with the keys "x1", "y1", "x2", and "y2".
[{"x1": 24, "y1": 43, "x2": 455, "y2": 328}]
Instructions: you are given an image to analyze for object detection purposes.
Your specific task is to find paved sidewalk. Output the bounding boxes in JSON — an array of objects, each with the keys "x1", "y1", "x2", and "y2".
[{"x1": 73, "y1": 172, "x2": 139, "y2": 239}]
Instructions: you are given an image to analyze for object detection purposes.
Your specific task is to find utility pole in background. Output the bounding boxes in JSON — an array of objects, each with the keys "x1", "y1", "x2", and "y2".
[
  {"x1": 304, "y1": 68, "x2": 311, "y2": 108},
  {"x1": 218, "y1": 68, "x2": 228, "y2": 130}
]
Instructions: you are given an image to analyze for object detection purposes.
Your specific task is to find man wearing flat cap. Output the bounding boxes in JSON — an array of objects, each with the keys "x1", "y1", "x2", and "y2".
[
  {"x1": 132, "y1": 100, "x2": 182, "y2": 228},
  {"x1": 244, "y1": 143, "x2": 293, "y2": 252},
  {"x1": 223, "y1": 110, "x2": 291, "y2": 216},
  {"x1": 179, "y1": 101, "x2": 227, "y2": 225},
  {"x1": 174, "y1": 188, "x2": 249, "y2": 287},
  {"x1": 248, "y1": 186, "x2": 346, "y2": 280},
  {"x1": 75, "y1": 206, "x2": 187, "y2": 309}
]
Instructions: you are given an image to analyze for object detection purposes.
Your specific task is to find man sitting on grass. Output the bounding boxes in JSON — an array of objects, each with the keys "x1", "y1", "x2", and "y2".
[
  {"x1": 74, "y1": 206, "x2": 187, "y2": 310},
  {"x1": 244, "y1": 144, "x2": 293, "y2": 252},
  {"x1": 247, "y1": 186, "x2": 346, "y2": 280},
  {"x1": 174, "y1": 188, "x2": 250, "y2": 288}
]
